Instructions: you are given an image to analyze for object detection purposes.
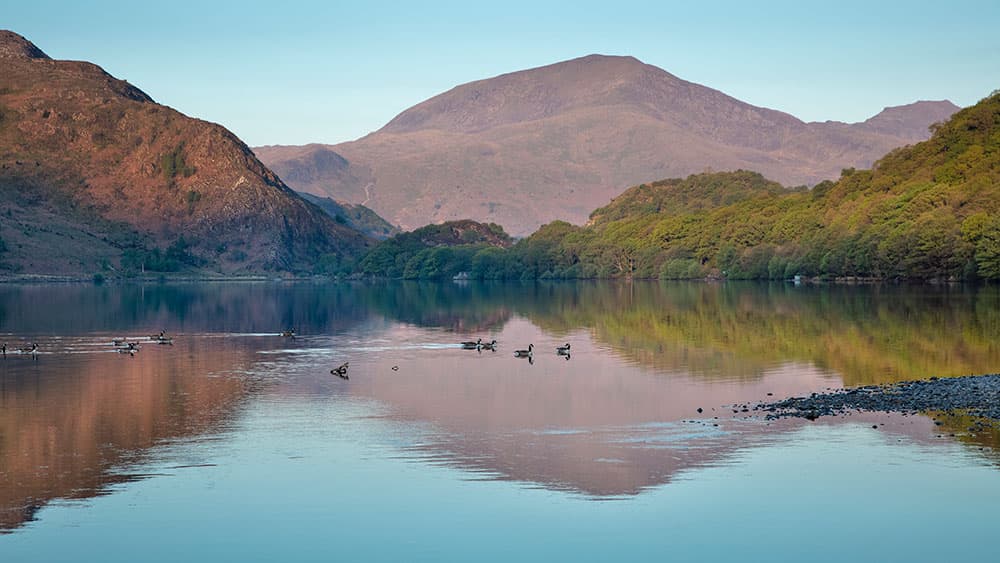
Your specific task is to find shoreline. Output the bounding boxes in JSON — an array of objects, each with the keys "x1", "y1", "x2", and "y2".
[
  {"x1": 760, "y1": 373, "x2": 1000, "y2": 423},
  {"x1": 0, "y1": 273, "x2": 992, "y2": 285}
]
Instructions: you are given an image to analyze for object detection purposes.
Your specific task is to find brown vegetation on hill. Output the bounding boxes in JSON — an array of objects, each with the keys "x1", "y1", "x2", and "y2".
[{"x1": 0, "y1": 30, "x2": 369, "y2": 275}]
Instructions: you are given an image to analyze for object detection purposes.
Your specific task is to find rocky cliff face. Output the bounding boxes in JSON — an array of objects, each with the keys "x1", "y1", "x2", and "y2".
[
  {"x1": 0, "y1": 30, "x2": 369, "y2": 275},
  {"x1": 257, "y1": 54, "x2": 958, "y2": 236}
]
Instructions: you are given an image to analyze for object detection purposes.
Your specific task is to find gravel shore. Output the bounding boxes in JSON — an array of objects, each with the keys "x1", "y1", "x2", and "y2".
[{"x1": 760, "y1": 374, "x2": 1000, "y2": 422}]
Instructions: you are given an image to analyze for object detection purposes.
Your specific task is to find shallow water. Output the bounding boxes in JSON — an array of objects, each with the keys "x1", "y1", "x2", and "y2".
[{"x1": 0, "y1": 281, "x2": 998, "y2": 561}]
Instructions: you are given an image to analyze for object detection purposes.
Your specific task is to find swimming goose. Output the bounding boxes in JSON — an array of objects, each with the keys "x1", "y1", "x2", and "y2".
[
  {"x1": 331, "y1": 361, "x2": 350, "y2": 380},
  {"x1": 513, "y1": 344, "x2": 533, "y2": 358},
  {"x1": 556, "y1": 343, "x2": 571, "y2": 354},
  {"x1": 19, "y1": 343, "x2": 38, "y2": 358},
  {"x1": 281, "y1": 329, "x2": 296, "y2": 338},
  {"x1": 480, "y1": 339, "x2": 498, "y2": 351},
  {"x1": 461, "y1": 337, "x2": 482, "y2": 349}
]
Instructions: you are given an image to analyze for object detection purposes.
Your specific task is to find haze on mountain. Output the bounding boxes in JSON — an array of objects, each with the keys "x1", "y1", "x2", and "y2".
[
  {"x1": 0, "y1": 30, "x2": 369, "y2": 276},
  {"x1": 256, "y1": 54, "x2": 958, "y2": 236}
]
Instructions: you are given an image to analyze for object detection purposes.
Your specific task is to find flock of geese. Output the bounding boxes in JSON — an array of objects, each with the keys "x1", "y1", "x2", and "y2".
[
  {"x1": 3, "y1": 327, "x2": 572, "y2": 378},
  {"x1": 1, "y1": 342, "x2": 40, "y2": 359},
  {"x1": 110, "y1": 331, "x2": 174, "y2": 356},
  {"x1": 460, "y1": 338, "x2": 571, "y2": 364},
  {"x1": 277, "y1": 329, "x2": 574, "y2": 381},
  {"x1": 0, "y1": 330, "x2": 174, "y2": 360}
]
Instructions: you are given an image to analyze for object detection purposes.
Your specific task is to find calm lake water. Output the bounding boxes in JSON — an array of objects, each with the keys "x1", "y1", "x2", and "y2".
[{"x1": 1, "y1": 281, "x2": 999, "y2": 561}]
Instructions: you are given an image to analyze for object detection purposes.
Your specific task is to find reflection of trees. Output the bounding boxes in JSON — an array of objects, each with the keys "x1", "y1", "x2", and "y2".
[
  {"x1": 931, "y1": 412, "x2": 1000, "y2": 465},
  {"x1": 369, "y1": 281, "x2": 1000, "y2": 386},
  {"x1": 3, "y1": 282, "x2": 996, "y2": 385},
  {"x1": 0, "y1": 339, "x2": 255, "y2": 532},
  {"x1": 523, "y1": 282, "x2": 1000, "y2": 386}
]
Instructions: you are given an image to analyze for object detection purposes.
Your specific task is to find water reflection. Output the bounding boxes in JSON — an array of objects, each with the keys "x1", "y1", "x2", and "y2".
[
  {"x1": 0, "y1": 281, "x2": 998, "y2": 535},
  {"x1": 0, "y1": 335, "x2": 259, "y2": 532}
]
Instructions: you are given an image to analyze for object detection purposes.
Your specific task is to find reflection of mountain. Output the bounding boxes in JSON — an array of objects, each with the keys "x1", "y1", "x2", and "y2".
[
  {"x1": 3, "y1": 282, "x2": 997, "y2": 513},
  {"x1": 0, "y1": 338, "x2": 255, "y2": 532},
  {"x1": 347, "y1": 324, "x2": 970, "y2": 497},
  {"x1": 350, "y1": 319, "x2": 831, "y2": 496},
  {"x1": 358, "y1": 281, "x2": 1000, "y2": 385}
]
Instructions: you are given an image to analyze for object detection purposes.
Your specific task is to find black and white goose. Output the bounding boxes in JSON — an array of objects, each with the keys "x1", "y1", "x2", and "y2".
[
  {"x1": 461, "y1": 337, "x2": 482, "y2": 349},
  {"x1": 19, "y1": 343, "x2": 38, "y2": 358},
  {"x1": 331, "y1": 361, "x2": 350, "y2": 380},
  {"x1": 556, "y1": 343, "x2": 571, "y2": 355},
  {"x1": 513, "y1": 344, "x2": 533, "y2": 358},
  {"x1": 480, "y1": 339, "x2": 498, "y2": 351}
]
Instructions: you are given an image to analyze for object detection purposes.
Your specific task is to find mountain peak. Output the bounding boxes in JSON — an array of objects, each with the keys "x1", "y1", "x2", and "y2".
[
  {"x1": 0, "y1": 30, "x2": 50, "y2": 60},
  {"x1": 860, "y1": 99, "x2": 960, "y2": 139},
  {"x1": 379, "y1": 53, "x2": 688, "y2": 134}
]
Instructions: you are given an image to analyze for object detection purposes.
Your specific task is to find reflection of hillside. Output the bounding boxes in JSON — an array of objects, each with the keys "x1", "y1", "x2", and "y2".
[
  {"x1": 932, "y1": 412, "x2": 1000, "y2": 465},
  {"x1": 0, "y1": 283, "x2": 374, "y2": 335},
  {"x1": 514, "y1": 282, "x2": 1000, "y2": 386},
  {"x1": 352, "y1": 314, "x2": 835, "y2": 497},
  {"x1": 362, "y1": 281, "x2": 1000, "y2": 386},
  {"x1": 0, "y1": 338, "x2": 256, "y2": 532},
  {"x1": 365, "y1": 282, "x2": 512, "y2": 332}
]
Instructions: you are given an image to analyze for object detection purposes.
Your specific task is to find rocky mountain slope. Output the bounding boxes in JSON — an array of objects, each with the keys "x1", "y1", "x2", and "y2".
[
  {"x1": 299, "y1": 192, "x2": 399, "y2": 240},
  {"x1": 256, "y1": 55, "x2": 958, "y2": 236},
  {"x1": 0, "y1": 30, "x2": 369, "y2": 275}
]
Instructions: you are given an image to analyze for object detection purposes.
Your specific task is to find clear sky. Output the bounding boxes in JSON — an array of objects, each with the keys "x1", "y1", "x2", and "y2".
[{"x1": 5, "y1": 0, "x2": 998, "y2": 146}]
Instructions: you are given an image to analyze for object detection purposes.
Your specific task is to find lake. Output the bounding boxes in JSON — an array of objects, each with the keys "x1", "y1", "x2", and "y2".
[{"x1": 1, "y1": 281, "x2": 999, "y2": 562}]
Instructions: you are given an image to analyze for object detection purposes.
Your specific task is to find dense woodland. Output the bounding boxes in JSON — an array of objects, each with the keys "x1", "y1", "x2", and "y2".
[{"x1": 352, "y1": 91, "x2": 1000, "y2": 281}]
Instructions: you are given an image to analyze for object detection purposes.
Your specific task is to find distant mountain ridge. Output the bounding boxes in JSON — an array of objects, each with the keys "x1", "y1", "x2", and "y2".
[
  {"x1": 0, "y1": 30, "x2": 369, "y2": 275},
  {"x1": 256, "y1": 54, "x2": 958, "y2": 236}
]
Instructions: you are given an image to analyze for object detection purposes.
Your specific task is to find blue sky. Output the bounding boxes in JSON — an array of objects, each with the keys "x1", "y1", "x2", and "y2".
[{"x1": 5, "y1": 0, "x2": 998, "y2": 146}]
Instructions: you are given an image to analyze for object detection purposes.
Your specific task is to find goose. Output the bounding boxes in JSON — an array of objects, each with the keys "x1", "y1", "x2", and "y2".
[
  {"x1": 480, "y1": 339, "x2": 498, "y2": 351},
  {"x1": 513, "y1": 344, "x2": 533, "y2": 358},
  {"x1": 461, "y1": 337, "x2": 482, "y2": 349},
  {"x1": 556, "y1": 343, "x2": 571, "y2": 354},
  {"x1": 149, "y1": 330, "x2": 167, "y2": 340},
  {"x1": 331, "y1": 361, "x2": 350, "y2": 380},
  {"x1": 2, "y1": 343, "x2": 5, "y2": 358},
  {"x1": 19, "y1": 343, "x2": 38, "y2": 358},
  {"x1": 281, "y1": 329, "x2": 296, "y2": 338}
]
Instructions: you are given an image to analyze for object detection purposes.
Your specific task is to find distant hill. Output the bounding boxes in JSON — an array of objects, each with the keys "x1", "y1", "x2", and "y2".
[
  {"x1": 256, "y1": 54, "x2": 958, "y2": 236},
  {"x1": 377, "y1": 90, "x2": 1000, "y2": 281},
  {"x1": 299, "y1": 192, "x2": 399, "y2": 240},
  {"x1": 0, "y1": 30, "x2": 370, "y2": 276}
]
